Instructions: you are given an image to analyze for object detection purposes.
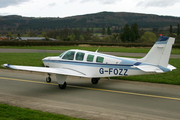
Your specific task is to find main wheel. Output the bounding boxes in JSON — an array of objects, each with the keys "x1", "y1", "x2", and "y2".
[
  {"x1": 91, "y1": 78, "x2": 100, "y2": 84},
  {"x1": 46, "y1": 77, "x2": 51, "y2": 83},
  {"x1": 59, "y1": 82, "x2": 67, "y2": 89}
]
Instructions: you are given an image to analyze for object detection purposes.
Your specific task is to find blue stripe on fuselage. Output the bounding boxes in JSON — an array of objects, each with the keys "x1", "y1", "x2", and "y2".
[
  {"x1": 43, "y1": 60, "x2": 170, "y2": 72},
  {"x1": 43, "y1": 60, "x2": 136, "y2": 69}
]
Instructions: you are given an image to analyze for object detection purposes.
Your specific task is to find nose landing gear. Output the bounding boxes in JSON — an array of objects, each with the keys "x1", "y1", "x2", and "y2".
[{"x1": 46, "y1": 73, "x2": 51, "y2": 83}]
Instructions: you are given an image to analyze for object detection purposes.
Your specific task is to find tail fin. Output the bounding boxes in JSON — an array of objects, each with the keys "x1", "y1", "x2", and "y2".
[{"x1": 139, "y1": 36, "x2": 175, "y2": 67}]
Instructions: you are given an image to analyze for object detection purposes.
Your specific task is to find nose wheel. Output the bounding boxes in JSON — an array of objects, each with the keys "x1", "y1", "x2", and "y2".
[
  {"x1": 46, "y1": 76, "x2": 51, "y2": 83},
  {"x1": 46, "y1": 73, "x2": 51, "y2": 83}
]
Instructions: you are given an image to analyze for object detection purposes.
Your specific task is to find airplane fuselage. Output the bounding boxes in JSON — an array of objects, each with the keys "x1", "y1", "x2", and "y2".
[{"x1": 42, "y1": 49, "x2": 157, "y2": 78}]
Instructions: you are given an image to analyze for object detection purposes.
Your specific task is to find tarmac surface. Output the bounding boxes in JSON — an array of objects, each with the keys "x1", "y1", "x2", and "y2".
[
  {"x1": 0, "y1": 69, "x2": 180, "y2": 120},
  {"x1": 0, "y1": 48, "x2": 180, "y2": 58}
]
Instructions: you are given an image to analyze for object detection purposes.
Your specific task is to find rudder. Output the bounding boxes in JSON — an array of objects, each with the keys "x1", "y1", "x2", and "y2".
[{"x1": 138, "y1": 36, "x2": 175, "y2": 67}]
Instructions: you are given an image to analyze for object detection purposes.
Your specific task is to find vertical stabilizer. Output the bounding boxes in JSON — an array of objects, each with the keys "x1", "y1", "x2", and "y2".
[{"x1": 138, "y1": 36, "x2": 175, "y2": 67}]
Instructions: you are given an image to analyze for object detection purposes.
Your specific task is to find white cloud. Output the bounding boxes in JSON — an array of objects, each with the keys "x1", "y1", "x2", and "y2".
[
  {"x1": 0, "y1": 12, "x2": 10, "y2": 16},
  {"x1": 0, "y1": 0, "x2": 30, "y2": 8},
  {"x1": 137, "y1": 0, "x2": 180, "y2": 8},
  {"x1": 47, "y1": 2, "x2": 57, "y2": 7},
  {"x1": 0, "y1": 0, "x2": 180, "y2": 17},
  {"x1": 67, "y1": 0, "x2": 122, "y2": 4}
]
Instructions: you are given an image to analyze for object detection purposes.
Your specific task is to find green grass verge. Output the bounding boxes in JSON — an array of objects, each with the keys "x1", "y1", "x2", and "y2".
[
  {"x1": 1, "y1": 46, "x2": 180, "y2": 54},
  {"x1": 0, "y1": 53, "x2": 53, "y2": 67},
  {"x1": 0, "y1": 53, "x2": 179, "y2": 85},
  {"x1": 0, "y1": 103, "x2": 84, "y2": 120}
]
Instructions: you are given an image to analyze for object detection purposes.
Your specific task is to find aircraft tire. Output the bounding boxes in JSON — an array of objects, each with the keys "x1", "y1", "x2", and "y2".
[
  {"x1": 46, "y1": 77, "x2": 51, "y2": 83},
  {"x1": 91, "y1": 78, "x2": 100, "y2": 84},
  {"x1": 59, "y1": 82, "x2": 67, "y2": 89}
]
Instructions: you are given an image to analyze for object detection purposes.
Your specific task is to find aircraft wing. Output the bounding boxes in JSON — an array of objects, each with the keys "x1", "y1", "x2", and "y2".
[
  {"x1": 1, "y1": 64, "x2": 86, "y2": 77},
  {"x1": 133, "y1": 65, "x2": 164, "y2": 73}
]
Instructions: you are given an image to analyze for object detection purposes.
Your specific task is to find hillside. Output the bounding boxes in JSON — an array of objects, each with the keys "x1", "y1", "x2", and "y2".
[{"x1": 0, "y1": 11, "x2": 180, "y2": 31}]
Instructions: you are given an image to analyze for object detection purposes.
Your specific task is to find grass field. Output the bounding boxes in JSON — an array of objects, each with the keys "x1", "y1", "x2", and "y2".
[
  {"x1": 0, "y1": 53, "x2": 179, "y2": 85},
  {"x1": 1, "y1": 46, "x2": 180, "y2": 54},
  {"x1": 0, "y1": 103, "x2": 84, "y2": 120}
]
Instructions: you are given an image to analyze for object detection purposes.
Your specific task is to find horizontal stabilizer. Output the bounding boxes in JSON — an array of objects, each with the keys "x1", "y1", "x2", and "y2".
[
  {"x1": 167, "y1": 64, "x2": 176, "y2": 71},
  {"x1": 133, "y1": 65, "x2": 164, "y2": 73},
  {"x1": 1, "y1": 64, "x2": 86, "y2": 77}
]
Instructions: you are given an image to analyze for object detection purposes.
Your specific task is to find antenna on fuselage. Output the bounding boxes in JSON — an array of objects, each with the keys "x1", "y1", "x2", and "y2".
[{"x1": 95, "y1": 46, "x2": 100, "y2": 53}]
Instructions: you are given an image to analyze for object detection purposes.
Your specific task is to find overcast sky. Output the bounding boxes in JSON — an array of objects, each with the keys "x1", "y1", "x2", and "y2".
[{"x1": 0, "y1": 0, "x2": 180, "y2": 18}]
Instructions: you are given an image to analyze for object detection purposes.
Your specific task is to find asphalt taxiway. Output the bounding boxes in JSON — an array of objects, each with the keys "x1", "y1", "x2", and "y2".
[{"x1": 0, "y1": 69, "x2": 180, "y2": 120}]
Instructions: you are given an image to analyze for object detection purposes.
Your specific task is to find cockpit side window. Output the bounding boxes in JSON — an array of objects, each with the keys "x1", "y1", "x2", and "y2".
[
  {"x1": 96, "y1": 56, "x2": 104, "y2": 63},
  {"x1": 75, "y1": 52, "x2": 85, "y2": 61},
  {"x1": 62, "y1": 51, "x2": 75, "y2": 60},
  {"x1": 87, "y1": 54, "x2": 94, "y2": 62},
  {"x1": 59, "y1": 52, "x2": 66, "y2": 58}
]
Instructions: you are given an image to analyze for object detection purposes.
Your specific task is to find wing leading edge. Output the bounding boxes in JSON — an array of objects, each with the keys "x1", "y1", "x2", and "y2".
[{"x1": 1, "y1": 64, "x2": 86, "y2": 77}]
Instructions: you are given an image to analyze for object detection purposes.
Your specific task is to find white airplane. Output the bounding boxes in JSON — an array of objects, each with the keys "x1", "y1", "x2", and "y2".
[{"x1": 2, "y1": 36, "x2": 176, "y2": 89}]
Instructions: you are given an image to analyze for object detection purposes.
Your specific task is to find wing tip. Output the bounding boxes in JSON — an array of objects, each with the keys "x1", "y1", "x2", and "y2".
[{"x1": 1, "y1": 64, "x2": 10, "y2": 68}]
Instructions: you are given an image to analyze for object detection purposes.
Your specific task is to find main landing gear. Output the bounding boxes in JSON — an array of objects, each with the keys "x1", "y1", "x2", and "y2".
[
  {"x1": 58, "y1": 82, "x2": 67, "y2": 89},
  {"x1": 91, "y1": 78, "x2": 100, "y2": 84}
]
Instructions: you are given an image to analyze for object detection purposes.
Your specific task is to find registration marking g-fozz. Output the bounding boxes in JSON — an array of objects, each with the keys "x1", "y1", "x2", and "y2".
[{"x1": 99, "y1": 68, "x2": 128, "y2": 76}]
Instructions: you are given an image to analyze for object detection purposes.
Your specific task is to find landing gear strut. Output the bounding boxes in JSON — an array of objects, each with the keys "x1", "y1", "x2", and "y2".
[
  {"x1": 46, "y1": 73, "x2": 51, "y2": 83},
  {"x1": 58, "y1": 82, "x2": 67, "y2": 89},
  {"x1": 91, "y1": 78, "x2": 100, "y2": 84}
]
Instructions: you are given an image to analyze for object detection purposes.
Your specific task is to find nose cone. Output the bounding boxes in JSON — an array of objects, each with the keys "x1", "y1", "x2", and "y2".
[
  {"x1": 42, "y1": 57, "x2": 51, "y2": 67},
  {"x1": 42, "y1": 57, "x2": 51, "y2": 61}
]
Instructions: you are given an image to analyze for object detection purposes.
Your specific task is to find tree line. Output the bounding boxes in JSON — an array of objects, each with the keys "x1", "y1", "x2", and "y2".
[
  {"x1": 1, "y1": 12, "x2": 180, "y2": 31},
  {"x1": 2, "y1": 23, "x2": 180, "y2": 44}
]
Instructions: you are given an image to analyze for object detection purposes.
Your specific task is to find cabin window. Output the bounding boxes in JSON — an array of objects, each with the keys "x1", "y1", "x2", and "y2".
[
  {"x1": 75, "y1": 52, "x2": 85, "y2": 61},
  {"x1": 96, "y1": 56, "x2": 104, "y2": 63},
  {"x1": 87, "y1": 54, "x2": 94, "y2": 62},
  {"x1": 62, "y1": 51, "x2": 75, "y2": 60}
]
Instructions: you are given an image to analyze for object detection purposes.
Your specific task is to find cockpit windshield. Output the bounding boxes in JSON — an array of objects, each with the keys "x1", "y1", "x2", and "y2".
[
  {"x1": 62, "y1": 51, "x2": 75, "y2": 60},
  {"x1": 59, "y1": 52, "x2": 66, "y2": 58}
]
